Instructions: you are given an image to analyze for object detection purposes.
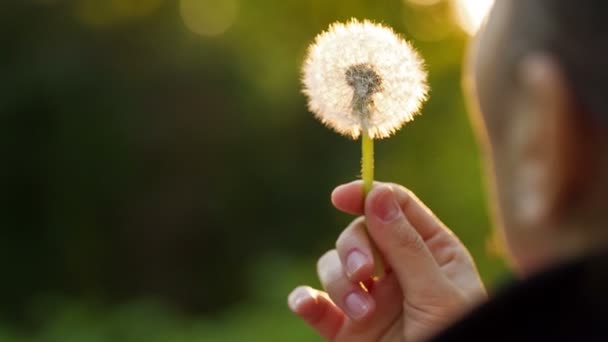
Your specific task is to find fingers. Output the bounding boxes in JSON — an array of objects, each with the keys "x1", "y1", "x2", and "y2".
[
  {"x1": 317, "y1": 250, "x2": 376, "y2": 321},
  {"x1": 333, "y1": 181, "x2": 467, "y2": 269},
  {"x1": 289, "y1": 275, "x2": 403, "y2": 342},
  {"x1": 331, "y1": 181, "x2": 364, "y2": 215},
  {"x1": 288, "y1": 286, "x2": 345, "y2": 341},
  {"x1": 365, "y1": 185, "x2": 448, "y2": 294},
  {"x1": 332, "y1": 180, "x2": 450, "y2": 293},
  {"x1": 335, "y1": 217, "x2": 374, "y2": 282},
  {"x1": 332, "y1": 180, "x2": 446, "y2": 241}
]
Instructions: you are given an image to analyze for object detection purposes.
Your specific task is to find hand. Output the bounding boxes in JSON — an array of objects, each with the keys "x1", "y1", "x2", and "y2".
[{"x1": 288, "y1": 181, "x2": 487, "y2": 341}]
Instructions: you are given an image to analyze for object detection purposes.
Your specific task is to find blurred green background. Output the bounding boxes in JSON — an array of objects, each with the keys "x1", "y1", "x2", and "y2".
[{"x1": 0, "y1": 0, "x2": 506, "y2": 341}]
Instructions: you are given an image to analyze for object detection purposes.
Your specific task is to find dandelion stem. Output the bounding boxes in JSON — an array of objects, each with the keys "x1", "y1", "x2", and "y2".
[
  {"x1": 361, "y1": 130, "x2": 385, "y2": 278},
  {"x1": 362, "y1": 131, "x2": 374, "y2": 195}
]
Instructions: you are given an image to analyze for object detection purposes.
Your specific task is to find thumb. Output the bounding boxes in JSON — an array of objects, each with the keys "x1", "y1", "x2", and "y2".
[{"x1": 365, "y1": 184, "x2": 447, "y2": 294}]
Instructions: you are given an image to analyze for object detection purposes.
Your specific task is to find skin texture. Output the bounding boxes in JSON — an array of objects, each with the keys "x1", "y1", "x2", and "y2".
[{"x1": 290, "y1": 0, "x2": 608, "y2": 340}]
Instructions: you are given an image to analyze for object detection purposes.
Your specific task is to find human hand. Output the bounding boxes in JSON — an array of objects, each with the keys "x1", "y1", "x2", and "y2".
[{"x1": 288, "y1": 181, "x2": 487, "y2": 341}]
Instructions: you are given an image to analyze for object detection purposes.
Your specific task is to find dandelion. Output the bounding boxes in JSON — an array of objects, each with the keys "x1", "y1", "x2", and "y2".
[
  {"x1": 302, "y1": 19, "x2": 428, "y2": 141},
  {"x1": 302, "y1": 19, "x2": 429, "y2": 276},
  {"x1": 302, "y1": 19, "x2": 428, "y2": 193}
]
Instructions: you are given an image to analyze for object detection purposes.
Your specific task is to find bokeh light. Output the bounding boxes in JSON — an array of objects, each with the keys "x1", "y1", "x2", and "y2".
[
  {"x1": 406, "y1": 0, "x2": 441, "y2": 6},
  {"x1": 180, "y1": 0, "x2": 239, "y2": 37},
  {"x1": 402, "y1": 0, "x2": 454, "y2": 42},
  {"x1": 453, "y1": 0, "x2": 495, "y2": 36}
]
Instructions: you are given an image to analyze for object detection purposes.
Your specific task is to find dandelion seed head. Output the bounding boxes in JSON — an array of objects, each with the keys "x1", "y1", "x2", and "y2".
[
  {"x1": 345, "y1": 63, "x2": 383, "y2": 99},
  {"x1": 302, "y1": 19, "x2": 429, "y2": 139}
]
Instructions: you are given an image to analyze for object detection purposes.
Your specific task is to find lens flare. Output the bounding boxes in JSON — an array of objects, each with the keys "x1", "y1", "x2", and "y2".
[{"x1": 453, "y1": 0, "x2": 494, "y2": 36}]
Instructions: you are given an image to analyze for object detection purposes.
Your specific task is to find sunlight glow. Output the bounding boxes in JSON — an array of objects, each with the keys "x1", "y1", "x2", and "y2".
[{"x1": 453, "y1": 0, "x2": 495, "y2": 36}]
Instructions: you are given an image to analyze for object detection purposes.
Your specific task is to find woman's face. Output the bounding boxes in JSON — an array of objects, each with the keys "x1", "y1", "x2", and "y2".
[{"x1": 465, "y1": 0, "x2": 536, "y2": 271}]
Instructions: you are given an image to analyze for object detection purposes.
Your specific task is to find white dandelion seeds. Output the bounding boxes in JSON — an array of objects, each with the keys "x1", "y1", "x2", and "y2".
[{"x1": 302, "y1": 19, "x2": 429, "y2": 140}]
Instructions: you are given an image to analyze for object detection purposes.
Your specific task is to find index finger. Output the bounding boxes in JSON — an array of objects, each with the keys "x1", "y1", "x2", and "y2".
[
  {"x1": 331, "y1": 181, "x2": 365, "y2": 215},
  {"x1": 331, "y1": 180, "x2": 446, "y2": 241}
]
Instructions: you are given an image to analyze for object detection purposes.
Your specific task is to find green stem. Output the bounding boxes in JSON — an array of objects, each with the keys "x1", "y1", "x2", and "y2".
[
  {"x1": 362, "y1": 131, "x2": 374, "y2": 196},
  {"x1": 361, "y1": 130, "x2": 385, "y2": 278}
]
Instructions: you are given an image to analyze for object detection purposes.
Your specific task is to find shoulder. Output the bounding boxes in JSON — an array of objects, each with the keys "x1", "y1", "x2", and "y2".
[{"x1": 434, "y1": 251, "x2": 608, "y2": 341}]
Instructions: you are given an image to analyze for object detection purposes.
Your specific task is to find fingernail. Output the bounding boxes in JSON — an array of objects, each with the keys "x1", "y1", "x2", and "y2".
[
  {"x1": 344, "y1": 292, "x2": 372, "y2": 320},
  {"x1": 345, "y1": 249, "x2": 369, "y2": 277},
  {"x1": 288, "y1": 287, "x2": 310, "y2": 311},
  {"x1": 371, "y1": 186, "x2": 401, "y2": 223}
]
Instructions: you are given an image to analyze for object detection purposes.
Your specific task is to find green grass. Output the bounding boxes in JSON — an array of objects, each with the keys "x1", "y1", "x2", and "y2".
[{"x1": 0, "y1": 253, "x2": 507, "y2": 342}]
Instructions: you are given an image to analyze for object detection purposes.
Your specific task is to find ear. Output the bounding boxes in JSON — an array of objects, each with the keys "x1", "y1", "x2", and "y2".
[{"x1": 510, "y1": 55, "x2": 580, "y2": 228}]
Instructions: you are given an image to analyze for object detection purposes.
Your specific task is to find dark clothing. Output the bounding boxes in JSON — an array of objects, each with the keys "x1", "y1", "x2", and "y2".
[{"x1": 434, "y1": 252, "x2": 608, "y2": 341}]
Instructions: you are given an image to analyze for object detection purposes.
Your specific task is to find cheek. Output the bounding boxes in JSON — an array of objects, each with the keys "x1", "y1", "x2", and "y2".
[
  {"x1": 484, "y1": 128, "x2": 536, "y2": 273},
  {"x1": 469, "y1": 26, "x2": 515, "y2": 209},
  {"x1": 493, "y1": 156, "x2": 516, "y2": 227},
  {"x1": 470, "y1": 8, "x2": 512, "y2": 145}
]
